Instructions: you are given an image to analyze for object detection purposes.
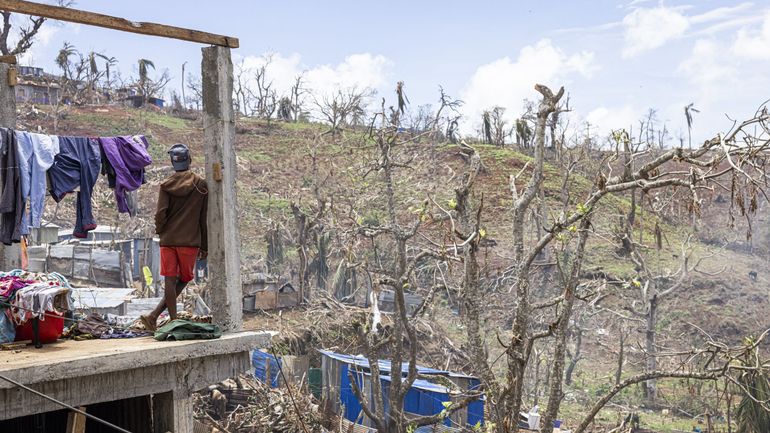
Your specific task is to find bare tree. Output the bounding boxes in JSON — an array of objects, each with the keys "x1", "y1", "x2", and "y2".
[
  {"x1": 490, "y1": 106, "x2": 509, "y2": 146},
  {"x1": 685, "y1": 102, "x2": 700, "y2": 150},
  {"x1": 248, "y1": 55, "x2": 278, "y2": 120},
  {"x1": 314, "y1": 86, "x2": 373, "y2": 136},
  {"x1": 515, "y1": 118, "x2": 533, "y2": 149},
  {"x1": 345, "y1": 84, "x2": 480, "y2": 433},
  {"x1": 614, "y1": 236, "x2": 701, "y2": 405},
  {"x1": 0, "y1": 0, "x2": 73, "y2": 56},
  {"x1": 455, "y1": 83, "x2": 770, "y2": 433},
  {"x1": 482, "y1": 110, "x2": 492, "y2": 144},
  {"x1": 186, "y1": 73, "x2": 202, "y2": 111},
  {"x1": 290, "y1": 72, "x2": 308, "y2": 122},
  {"x1": 277, "y1": 96, "x2": 292, "y2": 121},
  {"x1": 433, "y1": 85, "x2": 463, "y2": 142},
  {"x1": 233, "y1": 59, "x2": 252, "y2": 116},
  {"x1": 564, "y1": 307, "x2": 588, "y2": 386},
  {"x1": 289, "y1": 139, "x2": 329, "y2": 301}
]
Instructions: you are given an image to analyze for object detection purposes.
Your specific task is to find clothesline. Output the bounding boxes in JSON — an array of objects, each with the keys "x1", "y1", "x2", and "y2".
[{"x1": 0, "y1": 128, "x2": 153, "y2": 246}]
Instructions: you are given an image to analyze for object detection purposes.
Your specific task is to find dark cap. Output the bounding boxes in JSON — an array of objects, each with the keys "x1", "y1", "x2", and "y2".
[{"x1": 168, "y1": 143, "x2": 190, "y2": 171}]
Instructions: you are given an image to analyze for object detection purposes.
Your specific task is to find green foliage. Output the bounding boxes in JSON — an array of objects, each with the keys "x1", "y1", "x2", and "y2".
[{"x1": 736, "y1": 342, "x2": 770, "y2": 433}]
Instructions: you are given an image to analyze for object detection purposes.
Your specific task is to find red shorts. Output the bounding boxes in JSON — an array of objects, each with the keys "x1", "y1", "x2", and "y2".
[{"x1": 160, "y1": 246, "x2": 199, "y2": 283}]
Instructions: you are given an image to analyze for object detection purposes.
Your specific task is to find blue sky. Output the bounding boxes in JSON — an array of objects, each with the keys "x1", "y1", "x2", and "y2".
[{"x1": 14, "y1": 0, "x2": 770, "y2": 143}]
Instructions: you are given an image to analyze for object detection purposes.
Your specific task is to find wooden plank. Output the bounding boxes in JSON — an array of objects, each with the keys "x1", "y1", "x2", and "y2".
[
  {"x1": 65, "y1": 406, "x2": 87, "y2": 433},
  {"x1": 0, "y1": 55, "x2": 16, "y2": 64},
  {"x1": 0, "y1": 0, "x2": 239, "y2": 48}
]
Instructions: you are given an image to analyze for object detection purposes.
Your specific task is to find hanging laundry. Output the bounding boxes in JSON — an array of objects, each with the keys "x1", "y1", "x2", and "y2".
[
  {"x1": 15, "y1": 131, "x2": 60, "y2": 235},
  {"x1": 98, "y1": 135, "x2": 152, "y2": 215},
  {"x1": 47, "y1": 136, "x2": 101, "y2": 238},
  {"x1": 0, "y1": 128, "x2": 23, "y2": 245}
]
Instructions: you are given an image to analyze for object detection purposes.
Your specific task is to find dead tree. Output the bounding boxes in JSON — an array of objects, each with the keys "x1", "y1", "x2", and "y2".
[
  {"x1": 233, "y1": 59, "x2": 252, "y2": 116},
  {"x1": 289, "y1": 141, "x2": 328, "y2": 301},
  {"x1": 0, "y1": 0, "x2": 73, "y2": 56},
  {"x1": 482, "y1": 110, "x2": 492, "y2": 144},
  {"x1": 491, "y1": 106, "x2": 509, "y2": 146},
  {"x1": 575, "y1": 329, "x2": 770, "y2": 433},
  {"x1": 433, "y1": 85, "x2": 463, "y2": 142},
  {"x1": 186, "y1": 73, "x2": 203, "y2": 110},
  {"x1": 564, "y1": 307, "x2": 588, "y2": 386},
  {"x1": 515, "y1": 118, "x2": 533, "y2": 149},
  {"x1": 461, "y1": 84, "x2": 770, "y2": 433},
  {"x1": 614, "y1": 235, "x2": 706, "y2": 406},
  {"x1": 290, "y1": 72, "x2": 308, "y2": 122},
  {"x1": 348, "y1": 84, "x2": 480, "y2": 433},
  {"x1": 248, "y1": 55, "x2": 277, "y2": 120},
  {"x1": 314, "y1": 87, "x2": 372, "y2": 136}
]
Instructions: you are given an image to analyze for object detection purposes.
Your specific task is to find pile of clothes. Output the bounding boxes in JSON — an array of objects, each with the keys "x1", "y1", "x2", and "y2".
[
  {"x1": 0, "y1": 270, "x2": 73, "y2": 343},
  {"x1": 62, "y1": 311, "x2": 218, "y2": 341},
  {"x1": 62, "y1": 313, "x2": 150, "y2": 340},
  {"x1": 0, "y1": 130, "x2": 152, "y2": 244}
]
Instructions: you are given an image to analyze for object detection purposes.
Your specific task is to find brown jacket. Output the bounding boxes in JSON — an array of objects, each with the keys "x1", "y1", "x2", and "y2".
[{"x1": 155, "y1": 171, "x2": 208, "y2": 251}]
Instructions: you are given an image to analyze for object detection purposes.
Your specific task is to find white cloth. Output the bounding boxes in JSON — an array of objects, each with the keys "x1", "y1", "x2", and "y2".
[{"x1": 15, "y1": 283, "x2": 70, "y2": 322}]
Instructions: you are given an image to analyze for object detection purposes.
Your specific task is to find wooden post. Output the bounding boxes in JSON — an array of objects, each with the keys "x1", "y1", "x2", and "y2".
[
  {"x1": 202, "y1": 45, "x2": 242, "y2": 332},
  {"x1": 0, "y1": 61, "x2": 20, "y2": 270},
  {"x1": 65, "y1": 407, "x2": 87, "y2": 433}
]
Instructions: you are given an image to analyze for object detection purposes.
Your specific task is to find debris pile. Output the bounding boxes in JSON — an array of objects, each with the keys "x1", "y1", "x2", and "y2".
[{"x1": 193, "y1": 374, "x2": 327, "y2": 433}]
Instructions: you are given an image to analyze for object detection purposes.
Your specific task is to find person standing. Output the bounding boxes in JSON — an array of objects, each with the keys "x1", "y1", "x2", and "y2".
[{"x1": 141, "y1": 144, "x2": 207, "y2": 331}]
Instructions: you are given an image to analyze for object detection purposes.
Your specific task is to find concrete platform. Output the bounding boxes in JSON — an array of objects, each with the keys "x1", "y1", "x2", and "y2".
[{"x1": 0, "y1": 331, "x2": 270, "y2": 432}]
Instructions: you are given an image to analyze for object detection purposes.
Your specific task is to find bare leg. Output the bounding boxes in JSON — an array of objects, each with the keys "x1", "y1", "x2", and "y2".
[
  {"x1": 143, "y1": 279, "x2": 189, "y2": 330},
  {"x1": 147, "y1": 280, "x2": 188, "y2": 320},
  {"x1": 164, "y1": 276, "x2": 179, "y2": 320}
]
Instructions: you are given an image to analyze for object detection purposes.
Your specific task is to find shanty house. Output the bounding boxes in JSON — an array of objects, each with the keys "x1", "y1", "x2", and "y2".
[
  {"x1": 15, "y1": 66, "x2": 60, "y2": 104},
  {"x1": 242, "y1": 273, "x2": 299, "y2": 311},
  {"x1": 319, "y1": 350, "x2": 484, "y2": 431}
]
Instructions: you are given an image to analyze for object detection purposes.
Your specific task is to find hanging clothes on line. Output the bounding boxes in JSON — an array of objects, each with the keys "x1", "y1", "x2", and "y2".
[
  {"x1": 47, "y1": 136, "x2": 101, "y2": 239},
  {"x1": 98, "y1": 135, "x2": 152, "y2": 216},
  {"x1": 15, "y1": 131, "x2": 60, "y2": 236},
  {"x1": 0, "y1": 128, "x2": 23, "y2": 246}
]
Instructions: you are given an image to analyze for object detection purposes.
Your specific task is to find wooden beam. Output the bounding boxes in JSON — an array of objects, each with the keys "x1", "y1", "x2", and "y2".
[
  {"x1": 65, "y1": 407, "x2": 87, "y2": 433},
  {"x1": 0, "y1": 0, "x2": 239, "y2": 48}
]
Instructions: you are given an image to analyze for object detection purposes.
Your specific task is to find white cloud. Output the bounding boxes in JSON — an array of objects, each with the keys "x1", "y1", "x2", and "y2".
[
  {"x1": 690, "y1": 3, "x2": 754, "y2": 25},
  {"x1": 35, "y1": 24, "x2": 60, "y2": 46},
  {"x1": 306, "y1": 53, "x2": 392, "y2": 95},
  {"x1": 237, "y1": 52, "x2": 392, "y2": 99},
  {"x1": 678, "y1": 39, "x2": 738, "y2": 88},
  {"x1": 585, "y1": 105, "x2": 639, "y2": 132},
  {"x1": 621, "y1": 3, "x2": 758, "y2": 57},
  {"x1": 622, "y1": 6, "x2": 690, "y2": 57},
  {"x1": 459, "y1": 39, "x2": 597, "y2": 128},
  {"x1": 732, "y1": 10, "x2": 770, "y2": 60}
]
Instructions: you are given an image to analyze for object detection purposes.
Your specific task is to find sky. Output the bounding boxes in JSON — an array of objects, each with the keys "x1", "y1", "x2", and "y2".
[{"x1": 12, "y1": 0, "x2": 770, "y2": 144}]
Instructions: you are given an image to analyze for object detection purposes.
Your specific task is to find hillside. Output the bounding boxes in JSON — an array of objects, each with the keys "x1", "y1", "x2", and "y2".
[{"x1": 23, "y1": 104, "x2": 770, "y2": 431}]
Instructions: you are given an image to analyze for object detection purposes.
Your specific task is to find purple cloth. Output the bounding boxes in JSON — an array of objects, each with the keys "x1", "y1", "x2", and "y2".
[
  {"x1": 98, "y1": 136, "x2": 152, "y2": 214},
  {"x1": 0, "y1": 276, "x2": 33, "y2": 300}
]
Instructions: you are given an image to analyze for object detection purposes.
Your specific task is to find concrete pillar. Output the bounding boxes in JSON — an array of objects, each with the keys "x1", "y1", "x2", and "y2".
[
  {"x1": 0, "y1": 61, "x2": 20, "y2": 270},
  {"x1": 201, "y1": 46, "x2": 242, "y2": 332},
  {"x1": 153, "y1": 391, "x2": 193, "y2": 433}
]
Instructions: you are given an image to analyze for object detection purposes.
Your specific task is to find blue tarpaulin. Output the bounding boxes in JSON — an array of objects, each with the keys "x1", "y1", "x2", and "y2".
[
  {"x1": 320, "y1": 349, "x2": 484, "y2": 427},
  {"x1": 252, "y1": 350, "x2": 281, "y2": 388}
]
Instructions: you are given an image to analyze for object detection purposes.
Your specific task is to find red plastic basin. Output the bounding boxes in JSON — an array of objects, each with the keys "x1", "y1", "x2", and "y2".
[{"x1": 15, "y1": 311, "x2": 64, "y2": 344}]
